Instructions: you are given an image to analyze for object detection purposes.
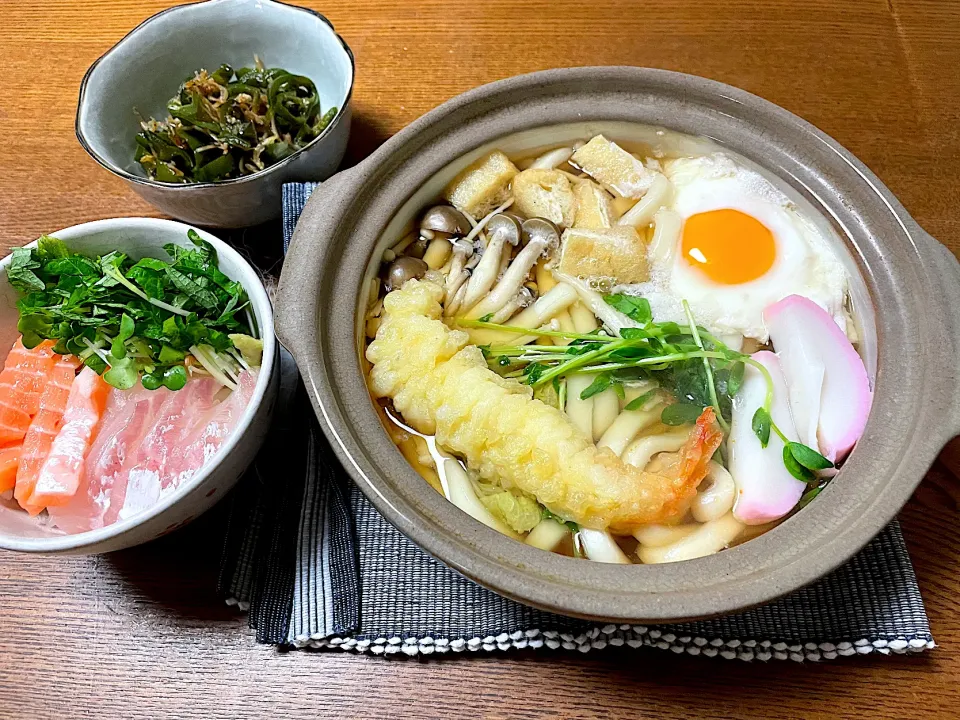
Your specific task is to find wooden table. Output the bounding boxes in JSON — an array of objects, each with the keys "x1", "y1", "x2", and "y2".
[{"x1": 2, "y1": 1, "x2": 960, "y2": 717}]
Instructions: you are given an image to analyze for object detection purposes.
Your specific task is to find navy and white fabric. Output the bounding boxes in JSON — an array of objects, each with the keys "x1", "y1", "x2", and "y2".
[{"x1": 217, "y1": 182, "x2": 935, "y2": 660}]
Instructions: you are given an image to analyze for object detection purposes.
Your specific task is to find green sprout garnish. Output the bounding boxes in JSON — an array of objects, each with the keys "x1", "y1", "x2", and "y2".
[{"x1": 457, "y1": 292, "x2": 834, "y2": 484}]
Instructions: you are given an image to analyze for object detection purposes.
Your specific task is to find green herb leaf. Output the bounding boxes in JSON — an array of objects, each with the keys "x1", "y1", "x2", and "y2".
[
  {"x1": 656, "y1": 321, "x2": 682, "y2": 337},
  {"x1": 478, "y1": 313, "x2": 494, "y2": 322},
  {"x1": 36, "y1": 235, "x2": 71, "y2": 261},
  {"x1": 45, "y1": 256, "x2": 99, "y2": 278},
  {"x1": 522, "y1": 362, "x2": 547, "y2": 385},
  {"x1": 798, "y1": 486, "x2": 823, "y2": 508},
  {"x1": 7, "y1": 248, "x2": 45, "y2": 293},
  {"x1": 83, "y1": 353, "x2": 108, "y2": 375},
  {"x1": 103, "y1": 356, "x2": 138, "y2": 390},
  {"x1": 782, "y1": 445, "x2": 816, "y2": 482},
  {"x1": 619, "y1": 327, "x2": 649, "y2": 340},
  {"x1": 110, "y1": 314, "x2": 135, "y2": 359},
  {"x1": 752, "y1": 407, "x2": 772, "y2": 448},
  {"x1": 787, "y1": 442, "x2": 834, "y2": 471},
  {"x1": 603, "y1": 294, "x2": 652, "y2": 325},
  {"x1": 580, "y1": 373, "x2": 611, "y2": 400},
  {"x1": 624, "y1": 388, "x2": 658, "y2": 411},
  {"x1": 726, "y1": 361, "x2": 745, "y2": 397},
  {"x1": 158, "y1": 344, "x2": 186, "y2": 364},
  {"x1": 164, "y1": 266, "x2": 220, "y2": 310},
  {"x1": 5, "y1": 231, "x2": 252, "y2": 392},
  {"x1": 161, "y1": 365, "x2": 188, "y2": 391},
  {"x1": 661, "y1": 403, "x2": 704, "y2": 426},
  {"x1": 17, "y1": 313, "x2": 53, "y2": 348},
  {"x1": 609, "y1": 346, "x2": 657, "y2": 360}
]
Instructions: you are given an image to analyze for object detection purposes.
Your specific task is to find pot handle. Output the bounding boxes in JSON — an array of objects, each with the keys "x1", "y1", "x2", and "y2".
[
  {"x1": 915, "y1": 227, "x2": 960, "y2": 443},
  {"x1": 274, "y1": 168, "x2": 359, "y2": 361}
]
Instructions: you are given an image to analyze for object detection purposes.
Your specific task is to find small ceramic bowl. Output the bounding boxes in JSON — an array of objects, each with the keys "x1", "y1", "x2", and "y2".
[
  {"x1": 76, "y1": 0, "x2": 354, "y2": 228},
  {"x1": 275, "y1": 67, "x2": 960, "y2": 622},
  {"x1": 0, "y1": 218, "x2": 278, "y2": 554}
]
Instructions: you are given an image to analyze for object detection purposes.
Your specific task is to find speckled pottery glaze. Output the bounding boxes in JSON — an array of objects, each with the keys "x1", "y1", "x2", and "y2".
[
  {"x1": 76, "y1": 0, "x2": 354, "y2": 228},
  {"x1": 0, "y1": 218, "x2": 278, "y2": 554},
  {"x1": 275, "y1": 67, "x2": 960, "y2": 622}
]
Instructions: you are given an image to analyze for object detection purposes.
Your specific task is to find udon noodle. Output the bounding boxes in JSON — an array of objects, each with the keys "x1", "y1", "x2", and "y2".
[{"x1": 362, "y1": 128, "x2": 871, "y2": 565}]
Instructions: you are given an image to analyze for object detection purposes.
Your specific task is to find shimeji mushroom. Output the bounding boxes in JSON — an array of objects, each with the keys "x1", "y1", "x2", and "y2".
[
  {"x1": 489, "y1": 285, "x2": 535, "y2": 324},
  {"x1": 458, "y1": 213, "x2": 521, "y2": 313},
  {"x1": 465, "y1": 283, "x2": 578, "y2": 346},
  {"x1": 444, "y1": 279, "x2": 471, "y2": 318},
  {"x1": 444, "y1": 238, "x2": 476, "y2": 305},
  {"x1": 464, "y1": 218, "x2": 561, "y2": 321},
  {"x1": 384, "y1": 256, "x2": 429, "y2": 292},
  {"x1": 419, "y1": 205, "x2": 470, "y2": 271},
  {"x1": 553, "y1": 270, "x2": 638, "y2": 336}
]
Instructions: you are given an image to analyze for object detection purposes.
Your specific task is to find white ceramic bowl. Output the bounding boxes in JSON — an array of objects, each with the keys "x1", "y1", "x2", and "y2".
[
  {"x1": 76, "y1": 0, "x2": 355, "y2": 227},
  {"x1": 0, "y1": 218, "x2": 278, "y2": 554}
]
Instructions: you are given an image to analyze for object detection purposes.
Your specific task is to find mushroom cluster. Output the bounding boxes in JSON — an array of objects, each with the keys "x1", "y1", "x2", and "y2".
[{"x1": 376, "y1": 194, "x2": 569, "y2": 337}]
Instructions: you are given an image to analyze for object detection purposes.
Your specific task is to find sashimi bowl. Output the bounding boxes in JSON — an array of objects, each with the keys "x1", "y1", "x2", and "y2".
[{"x1": 0, "y1": 218, "x2": 277, "y2": 554}]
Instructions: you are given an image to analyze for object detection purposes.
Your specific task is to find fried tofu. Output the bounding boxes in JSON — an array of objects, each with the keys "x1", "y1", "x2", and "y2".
[
  {"x1": 444, "y1": 151, "x2": 519, "y2": 217},
  {"x1": 571, "y1": 135, "x2": 657, "y2": 199},
  {"x1": 512, "y1": 169, "x2": 578, "y2": 227},
  {"x1": 558, "y1": 226, "x2": 648, "y2": 283},
  {"x1": 572, "y1": 180, "x2": 616, "y2": 230}
]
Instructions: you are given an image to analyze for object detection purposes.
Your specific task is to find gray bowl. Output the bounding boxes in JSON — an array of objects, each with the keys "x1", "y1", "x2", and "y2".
[
  {"x1": 275, "y1": 67, "x2": 960, "y2": 622},
  {"x1": 0, "y1": 218, "x2": 278, "y2": 554},
  {"x1": 76, "y1": 0, "x2": 354, "y2": 228}
]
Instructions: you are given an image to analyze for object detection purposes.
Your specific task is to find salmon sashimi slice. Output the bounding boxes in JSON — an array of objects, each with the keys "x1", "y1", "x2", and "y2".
[
  {"x1": 116, "y1": 378, "x2": 221, "y2": 522},
  {"x1": 48, "y1": 385, "x2": 169, "y2": 533},
  {"x1": 0, "y1": 446, "x2": 21, "y2": 493},
  {"x1": 25, "y1": 367, "x2": 111, "y2": 513},
  {"x1": 0, "y1": 339, "x2": 58, "y2": 445},
  {"x1": 14, "y1": 355, "x2": 80, "y2": 509}
]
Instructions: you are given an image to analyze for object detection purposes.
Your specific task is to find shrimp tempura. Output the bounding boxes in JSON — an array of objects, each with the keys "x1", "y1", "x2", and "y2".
[{"x1": 367, "y1": 279, "x2": 722, "y2": 532}]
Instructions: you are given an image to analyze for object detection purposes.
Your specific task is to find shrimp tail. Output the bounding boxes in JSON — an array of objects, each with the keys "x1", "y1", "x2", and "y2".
[{"x1": 654, "y1": 407, "x2": 724, "y2": 525}]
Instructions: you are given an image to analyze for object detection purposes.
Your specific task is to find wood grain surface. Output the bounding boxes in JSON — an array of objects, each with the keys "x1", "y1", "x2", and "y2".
[{"x1": 2, "y1": 1, "x2": 960, "y2": 718}]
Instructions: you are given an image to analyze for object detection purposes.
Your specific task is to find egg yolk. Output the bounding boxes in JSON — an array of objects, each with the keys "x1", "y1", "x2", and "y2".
[{"x1": 681, "y1": 209, "x2": 776, "y2": 284}]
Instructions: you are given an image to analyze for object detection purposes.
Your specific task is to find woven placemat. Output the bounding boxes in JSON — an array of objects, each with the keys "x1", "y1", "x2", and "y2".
[{"x1": 217, "y1": 182, "x2": 934, "y2": 661}]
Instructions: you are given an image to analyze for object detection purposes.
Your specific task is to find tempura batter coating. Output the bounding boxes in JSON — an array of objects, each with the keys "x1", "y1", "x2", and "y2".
[{"x1": 366, "y1": 279, "x2": 722, "y2": 532}]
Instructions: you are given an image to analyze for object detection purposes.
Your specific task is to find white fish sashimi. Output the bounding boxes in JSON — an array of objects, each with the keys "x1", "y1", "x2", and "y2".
[
  {"x1": 116, "y1": 378, "x2": 220, "y2": 520},
  {"x1": 160, "y1": 369, "x2": 260, "y2": 495},
  {"x1": 49, "y1": 370, "x2": 260, "y2": 532},
  {"x1": 728, "y1": 351, "x2": 806, "y2": 525},
  {"x1": 48, "y1": 384, "x2": 168, "y2": 533}
]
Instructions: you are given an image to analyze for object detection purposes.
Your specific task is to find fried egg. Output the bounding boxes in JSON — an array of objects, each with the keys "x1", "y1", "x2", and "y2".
[{"x1": 626, "y1": 153, "x2": 848, "y2": 343}]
